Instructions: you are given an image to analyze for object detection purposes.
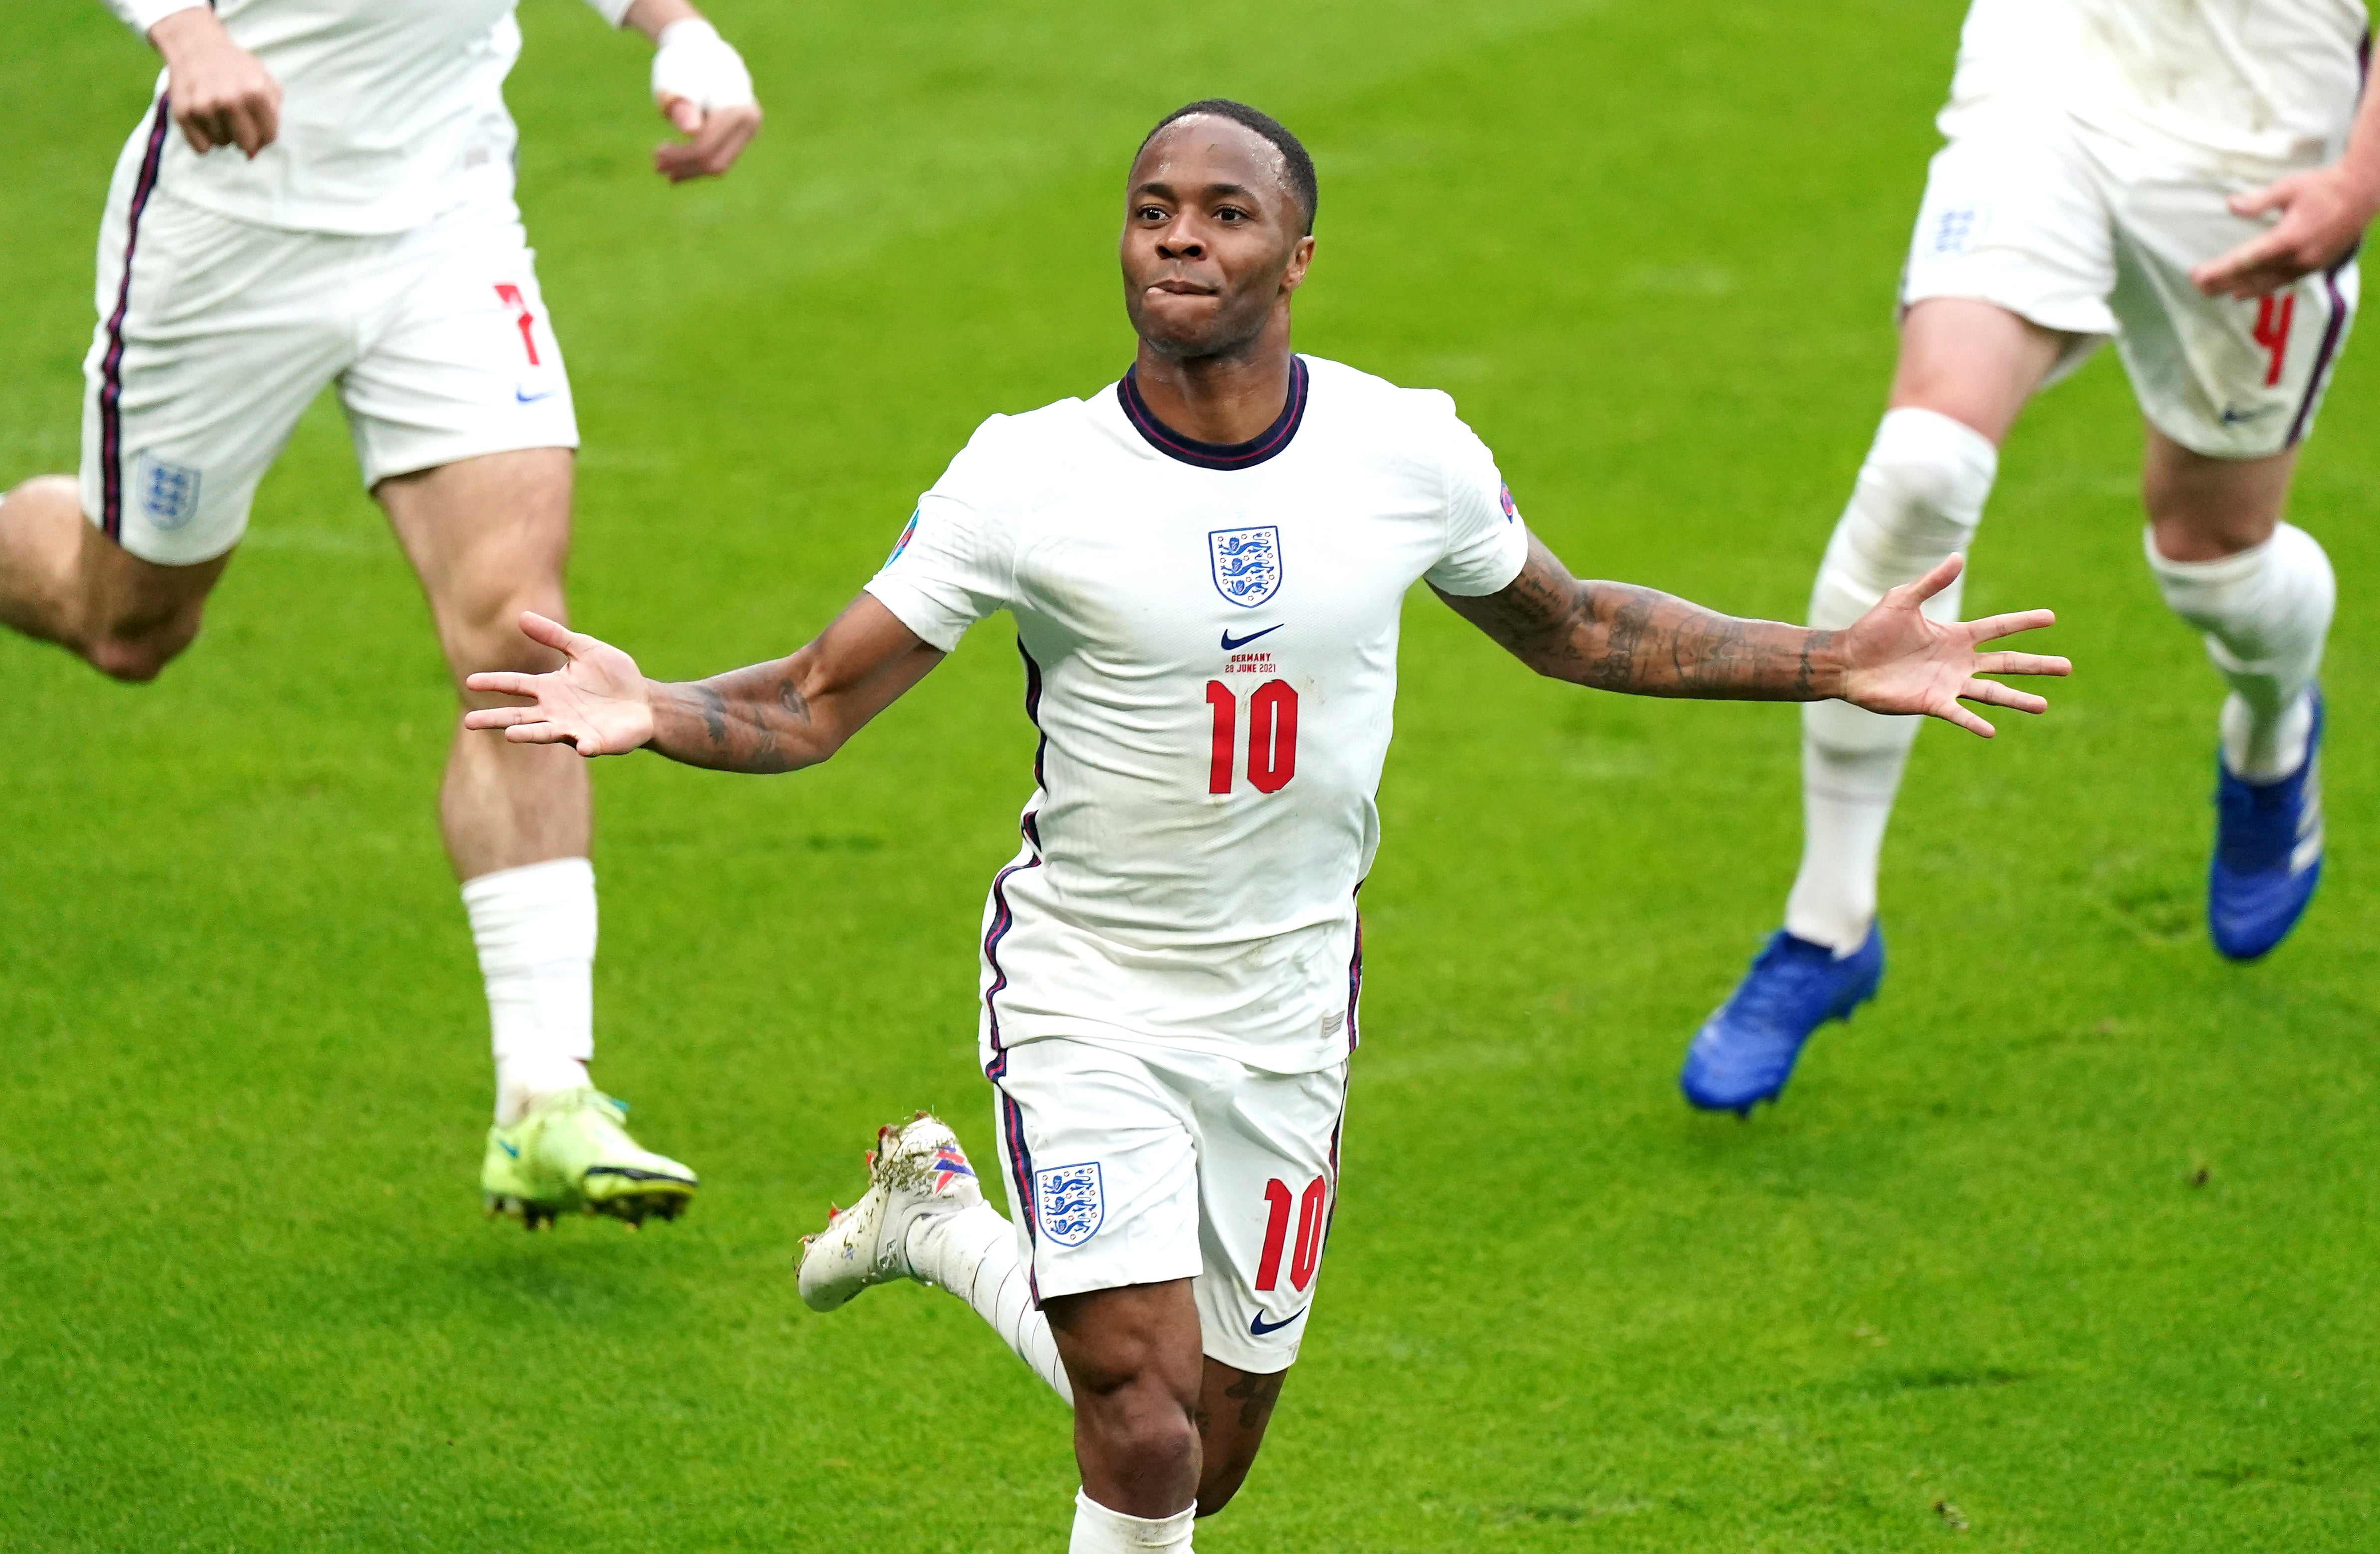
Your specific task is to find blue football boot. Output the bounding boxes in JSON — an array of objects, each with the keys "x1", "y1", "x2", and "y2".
[
  {"x1": 2208, "y1": 692, "x2": 2324, "y2": 962},
  {"x1": 1679, "y1": 925, "x2": 1884, "y2": 1115}
]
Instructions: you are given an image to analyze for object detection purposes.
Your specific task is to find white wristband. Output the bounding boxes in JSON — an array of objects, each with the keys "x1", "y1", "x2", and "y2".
[{"x1": 652, "y1": 17, "x2": 756, "y2": 112}]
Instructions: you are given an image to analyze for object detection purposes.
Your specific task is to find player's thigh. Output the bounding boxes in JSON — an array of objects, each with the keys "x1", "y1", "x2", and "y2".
[
  {"x1": 377, "y1": 448, "x2": 574, "y2": 683},
  {"x1": 1188, "y1": 1060, "x2": 1347, "y2": 1377},
  {"x1": 348, "y1": 202, "x2": 580, "y2": 674},
  {"x1": 346, "y1": 201, "x2": 579, "y2": 516},
  {"x1": 989, "y1": 1038, "x2": 1208, "y2": 1311},
  {"x1": 2106, "y1": 163, "x2": 2359, "y2": 464},
  {"x1": 80, "y1": 178, "x2": 348, "y2": 573},
  {"x1": 1894, "y1": 115, "x2": 2113, "y2": 440}
]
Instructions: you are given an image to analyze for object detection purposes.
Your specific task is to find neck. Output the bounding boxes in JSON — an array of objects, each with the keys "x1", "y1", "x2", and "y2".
[{"x1": 1130, "y1": 310, "x2": 1294, "y2": 445}]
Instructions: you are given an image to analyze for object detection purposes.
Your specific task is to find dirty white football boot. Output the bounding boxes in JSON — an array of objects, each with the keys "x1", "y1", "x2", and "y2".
[{"x1": 796, "y1": 1112, "x2": 981, "y2": 1311}]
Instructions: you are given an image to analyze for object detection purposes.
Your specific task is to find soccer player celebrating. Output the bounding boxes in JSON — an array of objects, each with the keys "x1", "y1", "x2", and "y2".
[
  {"x1": 1, "y1": 0, "x2": 761, "y2": 1224},
  {"x1": 1680, "y1": 0, "x2": 2376, "y2": 1115},
  {"x1": 463, "y1": 102, "x2": 2066, "y2": 1550}
]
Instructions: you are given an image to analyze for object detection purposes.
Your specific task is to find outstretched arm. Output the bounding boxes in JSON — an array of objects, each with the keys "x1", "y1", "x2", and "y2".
[
  {"x1": 463, "y1": 593, "x2": 943, "y2": 771},
  {"x1": 1438, "y1": 534, "x2": 2068, "y2": 736}
]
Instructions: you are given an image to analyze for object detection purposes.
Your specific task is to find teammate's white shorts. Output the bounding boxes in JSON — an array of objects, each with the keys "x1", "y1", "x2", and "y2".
[
  {"x1": 989, "y1": 1035, "x2": 1347, "y2": 1375},
  {"x1": 80, "y1": 105, "x2": 577, "y2": 566},
  {"x1": 1901, "y1": 109, "x2": 2358, "y2": 459}
]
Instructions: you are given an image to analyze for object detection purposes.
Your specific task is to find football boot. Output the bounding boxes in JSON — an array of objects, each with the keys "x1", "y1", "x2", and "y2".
[
  {"x1": 481, "y1": 1087, "x2": 697, "y2": 1230},
  {"x1": 796, "y1": 1112, "x2": 981, "y2": 1312},
  {"x1": 1680, "y1": 925, "x2": 1884, "y2": 1115},
  {"x1": 2209, "y1": 692, "x2": 2324, "y2": 962}
]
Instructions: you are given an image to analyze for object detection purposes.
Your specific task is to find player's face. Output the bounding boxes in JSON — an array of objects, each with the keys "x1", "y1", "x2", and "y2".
[{"x1": 1121, "y1": 118, "x2": 1315, "y2": 361}]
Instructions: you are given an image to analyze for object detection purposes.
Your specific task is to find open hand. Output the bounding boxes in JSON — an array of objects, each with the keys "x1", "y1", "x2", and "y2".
[
  {"x1": 151, "y1": 7, "x2": 281, "y2": 157},
  {"x1": 463, "y1": 612, "x2": 656, "y2": 756},
  {"x1": 650, "y1": 20, "x2": 761, "y2": 182},
  {"x1": 2191, "y1": 163, "x2": 2379, "y2": 298},
  {"x1": 1836, "y1": 556, "x2": 2069, "y2": 736}
]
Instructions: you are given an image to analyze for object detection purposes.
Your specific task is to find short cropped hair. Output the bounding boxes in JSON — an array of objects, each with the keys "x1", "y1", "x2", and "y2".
[{"x1": 1137, "y1": 99, "x2": 1317, "y2": 234}]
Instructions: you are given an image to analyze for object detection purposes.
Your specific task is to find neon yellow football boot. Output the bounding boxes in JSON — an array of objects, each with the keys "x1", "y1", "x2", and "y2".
[{"x1": 481, "y1": 1087, "x2": 698, "y2": 1231}]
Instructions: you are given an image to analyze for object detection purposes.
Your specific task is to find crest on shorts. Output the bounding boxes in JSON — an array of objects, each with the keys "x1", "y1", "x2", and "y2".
[
  {"x1": 1034, "y1": 1162, "x2": 1105, "y2": 1247},
  {"x1": 134, "y1": 452, "x2": 201, "y2": 532},
  {"x1": 1209, "y1": 526, "x2": 1281, "y2": 609},
  {"x1": 1925, "y1": 202, "x2": 1990, "y2": 257}
]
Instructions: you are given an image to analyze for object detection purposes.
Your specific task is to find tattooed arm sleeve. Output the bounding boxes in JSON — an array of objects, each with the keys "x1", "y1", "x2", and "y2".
[{"x1": 1435, "y1": 530, "x2": 1846, "y2": 702}]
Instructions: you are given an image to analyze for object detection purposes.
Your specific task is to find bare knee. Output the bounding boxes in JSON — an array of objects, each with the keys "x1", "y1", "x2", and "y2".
[
  {"x1": 1078, "y1": 1372, "x2": 1201, "y2": 1483},
  {"x1": 86, "y1": 623, "x2": 193, "y2": 683},
  {"x1": 2142, "y1": 431, "x2": 2293, "y2": 561}
]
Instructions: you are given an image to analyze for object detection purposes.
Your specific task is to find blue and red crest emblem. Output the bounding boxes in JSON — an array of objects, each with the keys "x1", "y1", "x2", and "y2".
[
  {"x1": 1498, "y1": 483, "x2": 1519, "y2": 522},
  {"x1": 1035, "y1": 1162, "x2": 1105, "y2": 1247},
  {"x1": 885, "y1": 509, "x2": 920, "y2": 565},
  {"x1": 1208, "y1": 526, "x2": 1282, "y2": 609}
]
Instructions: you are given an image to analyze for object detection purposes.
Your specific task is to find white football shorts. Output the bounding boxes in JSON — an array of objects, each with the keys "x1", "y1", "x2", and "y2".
[
  {"x1": 80, "y1": 108, "x2": 577, "y2": 566},
  {"x1": 1901, "y1": 110, "x2": 2358, "y2": 459},
  {"x1": 989, "y1": 1035, "x2": 1348, "y2": 1375}
]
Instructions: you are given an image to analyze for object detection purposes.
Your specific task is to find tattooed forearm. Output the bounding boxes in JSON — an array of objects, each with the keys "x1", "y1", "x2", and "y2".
[
  {"x1": 650, "y1": 657, "x2": 826, "y2": 774},
  {"x1": 1438, "y1": 533, "x2": 1845, "y2": 701}
]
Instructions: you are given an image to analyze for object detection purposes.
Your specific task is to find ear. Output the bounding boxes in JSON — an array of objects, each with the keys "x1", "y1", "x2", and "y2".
[{"x1": 1280, "y1": 233, "x2": 1316, "y2": 296}]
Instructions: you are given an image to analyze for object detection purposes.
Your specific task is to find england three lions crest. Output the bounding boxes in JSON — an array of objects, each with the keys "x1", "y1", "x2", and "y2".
[
  {"x1": 1035, "y1": 1162, "x2": 1105, "y2": 1247},
  {"x1": 1209, "y1": 526, "x2": 1282, "y2": 609}
]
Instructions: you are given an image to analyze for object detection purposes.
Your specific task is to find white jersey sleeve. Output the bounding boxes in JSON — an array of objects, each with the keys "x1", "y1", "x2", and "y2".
[
  {"x1": 98, "y1": 0, "x2": 203, "y2": 34},
  {"x1": 1420, "y1": 396, "x2": 1530, "y2": 597},
  {"x1": 863, "y1": 418, "x2": 1021, "y2": 652},
  {"x1": 581, "y1": 0, "x2": 636, "y2": 24}
]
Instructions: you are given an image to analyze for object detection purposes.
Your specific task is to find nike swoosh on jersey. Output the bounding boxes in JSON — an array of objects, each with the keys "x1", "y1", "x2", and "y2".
[
  {"x1": 1249, "y1": 1306, "x2": 1306, "y2": 1335},
  {"x1": 515, "y1": 386, "x2": 561, "y2": 404},
  {"x1": 1221, "y1": 624, "x2": 1283, "y2": 651}
]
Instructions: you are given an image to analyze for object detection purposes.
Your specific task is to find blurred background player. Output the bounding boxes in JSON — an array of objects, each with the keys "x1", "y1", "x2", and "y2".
[
  {"x1": 1681, "y1": 0, "x2": 2378, "y2": 1116},
  {"x1": 0, "y1": 0, "x2": 761, "y2": 1224},
  {"x1": 455, "y1": 102, "x2": 2066, "y2": 1552}
]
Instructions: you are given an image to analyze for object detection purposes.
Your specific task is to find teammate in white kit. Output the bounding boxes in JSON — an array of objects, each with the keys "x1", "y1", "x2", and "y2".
[
  {"x1": 1679, "y1": 0, "x2": 2380, "y2": 1115},
  {"x1": 459, "y1": 103, "x2": 2068, "y2": 1550},
  {"x1": 0, "y1": 0, "x2": 760, "y2": 1222}
]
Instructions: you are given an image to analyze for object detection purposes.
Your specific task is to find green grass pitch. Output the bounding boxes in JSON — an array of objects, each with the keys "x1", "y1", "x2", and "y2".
[{"x1": 4, "y1": 0, "x2": 2376, "y2": 1547}]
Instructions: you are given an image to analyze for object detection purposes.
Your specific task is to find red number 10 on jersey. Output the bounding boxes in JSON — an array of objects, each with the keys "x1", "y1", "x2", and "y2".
[{"x1": 1206, "y1": 680, "x2": 1300, "y2": 795}]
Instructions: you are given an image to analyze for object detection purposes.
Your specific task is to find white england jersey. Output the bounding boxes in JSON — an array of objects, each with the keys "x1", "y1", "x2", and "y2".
[
  {"x1": 1946, "y1": 0, "x2": 2369, "y2": 169},
  {"x1": 99, "y1": 0, "x2": 631, "y2": 234},
  {"x1": 865, "y1": 355, "x2": 1529, "y2": 1077}
]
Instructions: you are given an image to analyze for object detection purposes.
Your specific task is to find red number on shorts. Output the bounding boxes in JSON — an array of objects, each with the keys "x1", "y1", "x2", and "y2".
[
  {"x1": 1204, "y1": 679, "x2": 1299, "y2": 795},
  {"x1": 494, "y1": 283, "x2": 543, "y2": 367},
  {"x1": 1289, "y1": 1175, "x2": 1328, "y2": 1291},
  {"x1": 2255, "y1": 293, "x2": 2295, "y2": 388},
  {"x1": 1205, "y1": 681, "x2": 1237, "y2": 795},
  {"x1": 1256, "y1": 1175, "x2": 1329, "y2": 1293},
  {"x1": 1256, "y1": 1178, "x2": 1293, "y2": 1290}
]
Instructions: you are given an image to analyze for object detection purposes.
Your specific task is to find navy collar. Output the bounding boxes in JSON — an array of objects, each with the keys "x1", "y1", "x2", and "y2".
[{"x1": 1117, "y1": 357, "x2": 1309, "y2": 471}]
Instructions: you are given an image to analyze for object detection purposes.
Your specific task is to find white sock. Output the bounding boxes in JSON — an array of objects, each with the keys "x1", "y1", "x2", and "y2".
[
  {"x1": 1785, "y1": 408, "x2": 1998, "y2": 952},
  {"x1": 2145, "y1": 524, "x2": 2334, "y2": 782},
  {"x1": 908, "y1": 1201, "x2": 1074, "y2": 1405},
  {"x1": 462, "y1": 857, "x2": 598, "y2": 1125},
  {"x1": 1783, "y1": 739, "x2": 1911, "y2": 953},
  {"x1": 1069, "y1": 1489, "x2": 1194, "y2": 1554}
]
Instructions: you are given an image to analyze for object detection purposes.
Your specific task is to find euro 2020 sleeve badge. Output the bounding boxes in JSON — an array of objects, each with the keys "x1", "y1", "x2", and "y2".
[
  {"x1": 1209, "y1": 526, "x2": 1281, "y2": 609},
  {"x1": 1034, "y1": 1162, "x2": 1105, "y2": 1246}
]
